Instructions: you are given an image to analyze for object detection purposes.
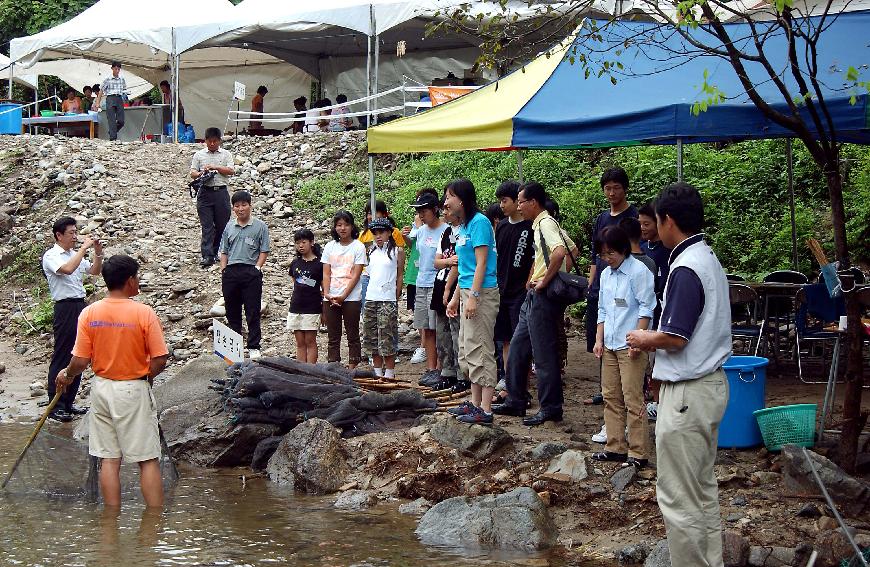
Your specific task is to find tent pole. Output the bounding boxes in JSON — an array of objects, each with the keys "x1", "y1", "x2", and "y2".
[
  {"x1": 173, "y1": 54, "x2": 181, "y2": 143},
  {"x1": 171, "y1": 29, "x2": 178, "y2": 144},
  {"x1": 368, "y1": 154, "x2": 376, "y2": 225},
  {"x1": 787, "y1": 138, "x2": 798, "y2": 270},
  {"x1": 373, "y1": 32, "x2": 379, "y2": 126},
  {"x1": 676, "y1": 138, "x2": 684, "y2": 181},
  {"x1": 517, "y1": 149, "x2": 524, "y2": 183},
  {"x1": 7, "y1": 63, "x2": 13, "y2": 99},
  {"x1": 366, "y1": 33, "x2": 371, "y2": 126}
]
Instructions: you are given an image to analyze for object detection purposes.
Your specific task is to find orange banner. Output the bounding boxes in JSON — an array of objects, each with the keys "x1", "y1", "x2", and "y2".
[{"x1": 427, "y1": 87, "x2": 472, "y2": 106}]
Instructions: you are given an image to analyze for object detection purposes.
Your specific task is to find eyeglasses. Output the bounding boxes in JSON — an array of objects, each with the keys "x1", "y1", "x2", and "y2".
[
  {"x1": 598, "y1": 250, "x2": 620, "y2": 259},
  {"x1": 517, "y1": 198, "x2": 529, "y2": 205}
]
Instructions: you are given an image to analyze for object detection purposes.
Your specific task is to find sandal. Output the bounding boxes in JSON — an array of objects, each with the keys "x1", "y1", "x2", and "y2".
[
  {"x1": 584, "y1": 393, "x2": 604, "y2": 405},
  {"x1": 622, "y1": 457, "x2": 649, "y2": 469},
  {"x1": 591, "y1": 451, "x2": 627, "y2": 463}
]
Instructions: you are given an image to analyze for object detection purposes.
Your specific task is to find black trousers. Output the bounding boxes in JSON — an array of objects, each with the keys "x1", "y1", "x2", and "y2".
[
  {"x1": 222, "y1": 264, "x2": 262, "y2": 349},
  {"x1": 197, "y1": 185, "x2": 231, "y2": 260},
  {"x1": 47, "y1": 299, "x2": 86, "y2": 411},
  {"x1": 106, "y1": 95, "x2": 125, "y2": 140},
  {"x1": 505, "y1": 291, "x2": 564, "y2": 413}
]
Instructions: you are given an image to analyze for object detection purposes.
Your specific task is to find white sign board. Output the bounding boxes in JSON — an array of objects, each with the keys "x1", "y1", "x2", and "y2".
[
  {"x1": 233, "y1": 81, "x2": 246, "y2": 101},
  {"x1": 213, "y1": 319, "x2": 244, "y2": 364}
]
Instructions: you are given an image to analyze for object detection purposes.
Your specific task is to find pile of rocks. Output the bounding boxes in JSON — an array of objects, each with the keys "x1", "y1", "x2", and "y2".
[{"x1": 0, "y1": 131, "x2": 401, "y2": 378}]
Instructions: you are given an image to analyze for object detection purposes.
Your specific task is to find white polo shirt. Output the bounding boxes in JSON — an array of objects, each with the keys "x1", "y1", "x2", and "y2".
[{"x1": 42, "y1": 244, "x2": 91, "y2": 301}]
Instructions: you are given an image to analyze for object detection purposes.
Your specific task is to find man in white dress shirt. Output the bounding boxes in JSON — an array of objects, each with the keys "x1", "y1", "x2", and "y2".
[{"x1": 42, "y1": 217, "x2": 103, "y2": 421}]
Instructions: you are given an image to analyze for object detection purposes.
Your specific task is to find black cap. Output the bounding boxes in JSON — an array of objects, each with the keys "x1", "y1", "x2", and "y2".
[
  {"x1": 410, "y1": 193, "x2": 439, "y2": 210},
  {"x1": 368, "y1": 218, "x2": 392, "y2": 232}
]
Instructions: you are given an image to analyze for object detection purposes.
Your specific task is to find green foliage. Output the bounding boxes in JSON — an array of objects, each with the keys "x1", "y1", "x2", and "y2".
[
  {"x1": 0, "y1": 243, "x2": 46, "y2": 286},
  {"x1": 691, "y1": 69, "x2": 727, "y2": 116},
  {"x1": 28, "y1": 284, "x2": 53, "y2": 335},
  {"x1": 297, "y1": 139, "x2": 870, "y2": 275},
  {"x1": 0, "y1": 0, "x2": 98, "y2": 56}
]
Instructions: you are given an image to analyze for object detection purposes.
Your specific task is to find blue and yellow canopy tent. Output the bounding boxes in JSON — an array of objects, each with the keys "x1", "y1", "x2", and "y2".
[
  {"x1": 367, "y1": 11, "x2": 870, "y2": 266},
  {"x1": 368, "y1": 12, "x2": 870, "y2": 153}
]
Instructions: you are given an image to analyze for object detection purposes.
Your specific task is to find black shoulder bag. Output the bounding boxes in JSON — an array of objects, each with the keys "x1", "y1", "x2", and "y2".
[{"x1": 538, "y1": 219, "x2": 588, "y2": 305}]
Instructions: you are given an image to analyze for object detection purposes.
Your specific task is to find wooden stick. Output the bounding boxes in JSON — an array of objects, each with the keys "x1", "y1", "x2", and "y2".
[
  {"x1": 807, "y1": 238, "x2": 829, "y2": 266},
  {"x1": 2, "y1": 390, "x2": 62, "y2": 490}
]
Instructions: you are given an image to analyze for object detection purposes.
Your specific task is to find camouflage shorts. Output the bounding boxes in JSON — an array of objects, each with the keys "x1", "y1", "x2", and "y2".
[
  {"x1": 362, "y1": 301, "x2": 398, "y2": 358},
  {"x1": 435, "y1": 312, "x2": 464, "y2": 380}
]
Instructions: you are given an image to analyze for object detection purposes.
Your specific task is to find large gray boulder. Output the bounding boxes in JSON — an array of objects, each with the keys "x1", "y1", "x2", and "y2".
[
  {"x1": 154, "y1": 355, "x2": 226, "y2": 411},
  {"x1": 780, "y1": 444, "x2": 870, "y2": 517},
  {"x1": 415, "y1": 487, "x2": 557, "y2": 551},
  {"x1": 168, "y1": 410, "x2": 279, "y2": 467},
  {"x1": 266, "y1": 418, "x2": 350, "y2": 493},
  {"x1": 428, "y1": 414, "x2": 513, "y2": 459},
  {"x1": 154, "y1": 356, "x2": 233, "y2": 464}
]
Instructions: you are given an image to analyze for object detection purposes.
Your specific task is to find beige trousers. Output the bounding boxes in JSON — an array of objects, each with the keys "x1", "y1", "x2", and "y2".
[
  {"x1": 457, "y1": 288, "x2": 499, "y2": 388},
  {"x1": 656, "y1": 369, "x2": 729, "y2": 567},
  {"x1": 602, "y1": 348, "x2": 649, "y2": 458}
]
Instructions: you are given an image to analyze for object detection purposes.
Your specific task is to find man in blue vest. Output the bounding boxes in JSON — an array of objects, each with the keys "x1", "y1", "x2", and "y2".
[{"x1": 627, "y1": 182, "x2": 731, "y2": 567}]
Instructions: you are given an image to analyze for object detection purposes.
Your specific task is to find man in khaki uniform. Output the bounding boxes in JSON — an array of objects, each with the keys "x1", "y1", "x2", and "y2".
[{"x1": 627, "y1": 182, "x2": 731, "y2": 567}]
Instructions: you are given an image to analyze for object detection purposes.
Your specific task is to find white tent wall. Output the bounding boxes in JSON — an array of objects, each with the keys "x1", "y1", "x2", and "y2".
[
  {"x1": 27, "y1": 59, "x2": 153, "y2": 99},
  {"x1": 318, "y1": 46, "x2": 490, "y2": 112},
  {"x1": 177, "y1": 48, "x2": 313, "y2": 136}
]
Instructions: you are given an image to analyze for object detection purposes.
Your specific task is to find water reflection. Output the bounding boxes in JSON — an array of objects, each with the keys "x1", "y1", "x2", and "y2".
[{"x1": 0, "y1": 423, "x2": 573, "y2": 566}]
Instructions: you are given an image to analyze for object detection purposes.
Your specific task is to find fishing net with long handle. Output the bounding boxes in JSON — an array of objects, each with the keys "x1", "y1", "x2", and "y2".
[{"x1": 2, "y1": 416, "x2": 178, "y2": 502}]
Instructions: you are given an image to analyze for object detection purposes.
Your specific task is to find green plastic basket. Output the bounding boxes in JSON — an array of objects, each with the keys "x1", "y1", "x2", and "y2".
[{"x1": 753, "y1": 404, "x2": 817, "y2": 451}]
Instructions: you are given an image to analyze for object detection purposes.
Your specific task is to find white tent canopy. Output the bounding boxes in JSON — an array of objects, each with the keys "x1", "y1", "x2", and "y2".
[{"x1": 9, "y1": 0, "x2": 240, "y2": 70}]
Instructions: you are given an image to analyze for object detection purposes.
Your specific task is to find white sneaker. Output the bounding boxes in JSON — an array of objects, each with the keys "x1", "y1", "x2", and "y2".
[
  {"x1": 592, "y1": 424, "x2": 607, "y2": 444},
  {"x1": 248, "y1": 349, "x2": 262, "y2": 360},
  {"x1": 410, "y1": 347, "x2": 426, "y2": 364},
  {"x1": 647, "y1": 402, "x2": 658, "y2": 421}
]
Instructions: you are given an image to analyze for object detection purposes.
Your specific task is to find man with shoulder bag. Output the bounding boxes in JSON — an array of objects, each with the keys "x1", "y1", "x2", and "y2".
[
  {"x1": 190, "y1": 127, "x2": 234, "y2": 268},
  {"x1": 492, "y1": 181, "x2": 586, "y2": 426}
]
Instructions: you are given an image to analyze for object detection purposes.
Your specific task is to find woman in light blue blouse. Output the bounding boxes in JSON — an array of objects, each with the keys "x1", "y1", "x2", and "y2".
[
  {"x1": 443, "y1": 179, "x2": 500, "y2": 425},
  {"x1": 592, "y1": 225, "x2": 656, "y2": 468}
]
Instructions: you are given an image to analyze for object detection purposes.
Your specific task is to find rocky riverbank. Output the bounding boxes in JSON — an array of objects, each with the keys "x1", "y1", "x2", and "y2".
[{"x1": 0, "y1": 133, "x2": 867, "y2": 566}]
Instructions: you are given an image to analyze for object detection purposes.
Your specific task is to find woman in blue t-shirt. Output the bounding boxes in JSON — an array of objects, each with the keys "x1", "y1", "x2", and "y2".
[{"x1": 444, "y1": 179, "x2": 499, "y2": 425}]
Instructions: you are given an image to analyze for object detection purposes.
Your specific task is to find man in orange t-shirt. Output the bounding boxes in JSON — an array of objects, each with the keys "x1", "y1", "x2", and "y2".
[{"x1": 56, "y1": 255, "x2": 169, "y2": 508}]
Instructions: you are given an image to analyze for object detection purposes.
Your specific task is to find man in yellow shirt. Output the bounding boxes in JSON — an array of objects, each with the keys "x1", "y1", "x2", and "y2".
[{"x1": 492, "y1": 181, "x2": 575, "y2": 426}]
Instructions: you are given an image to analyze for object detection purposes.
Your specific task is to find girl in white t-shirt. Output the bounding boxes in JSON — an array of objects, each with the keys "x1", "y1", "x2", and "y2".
[
  {"x1": 322, "y1": 210, "x2": 367, "y2": 367},
  {"x1": 362, "y1": 219, "x2": 405, "y2": 378}
]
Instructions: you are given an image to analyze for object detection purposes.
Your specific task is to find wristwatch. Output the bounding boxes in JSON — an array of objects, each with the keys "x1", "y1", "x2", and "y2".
[{"x1": 471, "y1": 290, "x2": 481, "y2": 298}]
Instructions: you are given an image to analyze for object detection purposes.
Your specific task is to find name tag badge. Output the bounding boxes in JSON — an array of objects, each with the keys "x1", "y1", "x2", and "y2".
[
  {"x1": 414, "y1": 260, "x2": 420, "y2": 268},
  {"x1": 457, "y1": 235, "x2": 468, "y2": 247},
  {"x1": 244, "y1": 237, "x2": 256, "y2": 246},
  {"x1": 297, "y1": 276, "x2": 316, "y2": 287},
  {"x1": 614, "y1": 297, "x2": 628, "y2": 308}
]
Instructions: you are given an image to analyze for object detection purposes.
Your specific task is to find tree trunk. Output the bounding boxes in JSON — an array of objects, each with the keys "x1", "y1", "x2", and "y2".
[{"x1": 822, "y1": 160, "x2": 866, "y2": 473}]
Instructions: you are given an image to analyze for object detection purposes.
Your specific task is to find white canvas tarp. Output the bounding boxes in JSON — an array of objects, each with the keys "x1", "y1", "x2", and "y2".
[
  {"x1": 177, "y1": 48, "x2": 312, "y2": 135},
  {"x1": 9, "y1": 0, "x2": 240, "y2": 69}
]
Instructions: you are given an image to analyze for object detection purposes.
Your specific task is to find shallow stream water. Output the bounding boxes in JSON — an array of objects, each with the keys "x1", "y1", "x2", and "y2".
[{"x1": 0, "y1": 423, "x2": 574, "y2": 566}]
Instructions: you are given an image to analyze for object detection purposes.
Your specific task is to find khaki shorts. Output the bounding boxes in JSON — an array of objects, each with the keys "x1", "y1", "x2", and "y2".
[
  {"x1": 89, "y1": 376, "x2": 160, "y2": 463},
  {"x1": 286, "y1": 311, "x2": 321, "y2": 331},
  {"x1": 413, "y1": 286, "x2": 437, "y2": 330}
]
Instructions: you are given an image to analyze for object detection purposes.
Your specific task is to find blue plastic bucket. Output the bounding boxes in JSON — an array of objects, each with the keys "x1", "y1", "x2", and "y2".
[
  {"x1": 0, "y1": 103, "x2": 22, "y2": 134},
  {"x1": 718, "y1": 355, "x2": 768, "y2": 448}
]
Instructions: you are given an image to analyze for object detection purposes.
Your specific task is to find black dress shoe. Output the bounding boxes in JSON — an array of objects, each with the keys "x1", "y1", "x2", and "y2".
[
  {"x1": 491, "y1": 403, "x2": 526, "y2": 417},
  {"x1": 49, "y1": 410, "x2": 73, "y2": 423},
  {"x1": 522, "y1": 410, "x2": 563, "y2": 427},
  {"x1": 67, "y1": 405, "x2": 88, "y2": 415},
  {"x1": 200, "y1": 257, "x2": 214, "y2": 268}
]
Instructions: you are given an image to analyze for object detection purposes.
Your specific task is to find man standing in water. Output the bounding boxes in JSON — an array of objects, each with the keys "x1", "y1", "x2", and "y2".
[
  {"x1": 56, "y1": 255, "x2": 168, "y2": 508},
  {"x1": 42, "y1": 216, "x2": 103, "y2": 422},
  {"x1": 627, "y1": 183, "x2": 731, "y2": 567}
]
